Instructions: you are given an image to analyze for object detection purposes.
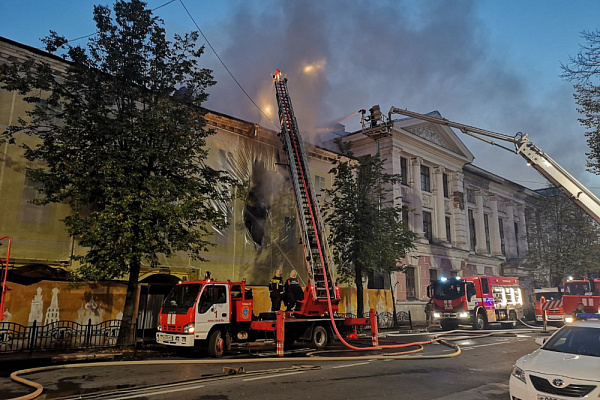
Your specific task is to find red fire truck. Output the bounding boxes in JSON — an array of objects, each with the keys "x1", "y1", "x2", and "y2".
[
  {"x1": 429, "y1": 276, "x2": 523, "y2": 330},
  {"x1": 562, "y1": 278, "x2": 600, "y2": 323},
  {"x1": 533, "y1": 288, "x2": 564, "y2": 324},
  {"x1": 156, "y1": 70, "x2": 372, "y2": 356}
]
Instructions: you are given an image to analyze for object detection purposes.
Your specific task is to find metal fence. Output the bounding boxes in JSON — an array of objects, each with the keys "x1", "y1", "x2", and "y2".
[
  {"x1": 340, "y1": 311, "x2": 412, "y2": 330},
  {"x1": 0, "y1": 319, "x2": 133, "y2": 353}
]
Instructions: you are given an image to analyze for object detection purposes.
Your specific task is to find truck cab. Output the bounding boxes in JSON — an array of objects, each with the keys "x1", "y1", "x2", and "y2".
[{"x1": 533, "y1": 288, "x2": 564, "y2": 324}]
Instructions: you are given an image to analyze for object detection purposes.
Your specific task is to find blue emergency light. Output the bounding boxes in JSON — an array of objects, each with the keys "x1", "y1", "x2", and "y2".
[{"x1": 575, "y1": 313, "x2": 600, "y2": 321}]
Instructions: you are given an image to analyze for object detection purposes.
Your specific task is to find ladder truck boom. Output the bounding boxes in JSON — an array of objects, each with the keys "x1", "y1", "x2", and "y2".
[
  {"x1": 388, "y1": 107, "x2": 600, "y2": 224},
  {"x1": 272, "y1": 69, "x2": 338, "y2": 316}
]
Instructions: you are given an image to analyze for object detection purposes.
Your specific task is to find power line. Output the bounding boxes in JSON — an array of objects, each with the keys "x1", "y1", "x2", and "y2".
[{"x1": 178, "y1": 0, "x2": 279, "y2": 130}]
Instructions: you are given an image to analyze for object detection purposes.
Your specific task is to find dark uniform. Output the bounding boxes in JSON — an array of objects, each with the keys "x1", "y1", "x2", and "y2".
[
  {"x1": 284, "y1": 276, "x2": 304, "y2": 311},
  {"x1": 269, "y1": 274, "x2": 284, "y2": 311}
]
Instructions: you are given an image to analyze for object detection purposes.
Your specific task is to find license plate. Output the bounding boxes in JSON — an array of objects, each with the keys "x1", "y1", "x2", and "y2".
[{"x1": 537, "y1": 395, "x2": 567, "y2": 400}]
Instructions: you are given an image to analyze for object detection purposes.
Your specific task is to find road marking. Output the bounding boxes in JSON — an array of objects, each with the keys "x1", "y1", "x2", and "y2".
[
  {"x1": 332, "y1": 361, "x2": 371, "y2": 369},
  {"x1": 110, "y1": 384, "x2": 206, "y2": 399},
  {"x1": 243, "y1": 371, "x2": 305, "y2": 382}
]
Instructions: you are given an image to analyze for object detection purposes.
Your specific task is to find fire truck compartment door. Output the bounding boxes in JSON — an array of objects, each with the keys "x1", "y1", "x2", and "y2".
[{"x1": 196, "y1": 284, "x2": 230, "y2": 340}]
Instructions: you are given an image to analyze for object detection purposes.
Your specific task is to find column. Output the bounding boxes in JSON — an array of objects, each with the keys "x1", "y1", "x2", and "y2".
[
  {"x1": 516, "y1": 205, "x2": 529, "y2": 256},
  {"x1": 505, "y1": 203, "x2": 517, "y2": 259},
  {"x1": 474, "y1": 190, "x2": 487, "y2": 254},
  {"x1": 411, "y1": 157, "x2": 424, "y2": 238},
  {"x1": 488, "y1": 195, "x2": 503, "y2": 256},
  {"x1": 433, "y1": 167, "x2": 447, "y2": 243},
  {"x1": 451, "y1": 172, "x2": 469, "y2": 250}
]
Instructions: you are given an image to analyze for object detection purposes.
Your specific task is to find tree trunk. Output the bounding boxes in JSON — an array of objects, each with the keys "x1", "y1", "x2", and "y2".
[
  {"x1": 355, "y1": 263, "x2": 364, "y2": 318},
  {"x1": 118, "y1": 257, "x2": 141, "y2": 346}
]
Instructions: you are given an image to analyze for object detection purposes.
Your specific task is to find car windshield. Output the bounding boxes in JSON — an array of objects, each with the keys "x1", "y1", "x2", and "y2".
[
  {"x1": 535, "y1": 292, "x2": 563, "y2": 301},
  {"x1": 162, "y1": 284, "x2": 202, "y2": 309},
  {"x1": 543, "y1": 326, "x2": 600, "y2": 357},
  {"x1": 433, "y1": 280, "x2": 465, "y2": 300},
  {"x1": 565, "y1": 282, "x2": 591, "y2": 295}
]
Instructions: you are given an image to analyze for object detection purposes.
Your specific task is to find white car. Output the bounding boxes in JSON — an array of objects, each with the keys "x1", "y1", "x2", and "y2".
[{"x1": 510, "y1": 317, "x2": 600, "y2": 400}]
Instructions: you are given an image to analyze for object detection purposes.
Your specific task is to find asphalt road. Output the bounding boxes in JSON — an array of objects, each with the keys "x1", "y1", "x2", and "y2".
[{"x1": 0, "y1": 329, "x2": 544, "y2": 400}]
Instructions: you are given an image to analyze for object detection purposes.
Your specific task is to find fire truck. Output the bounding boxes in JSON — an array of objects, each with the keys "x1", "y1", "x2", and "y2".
[
  {"x1": 156, "y1": 70, "x2": 370, "y2": 356},
  {"x1": 562, "y1": 278, "x2": 600, "y2": 322},
  {"x1": 533, "y1": 287, "x2": 564, "y2": 324},
  {"x1": 429, "y1": 276, "x2": 523, "y2": 330}
]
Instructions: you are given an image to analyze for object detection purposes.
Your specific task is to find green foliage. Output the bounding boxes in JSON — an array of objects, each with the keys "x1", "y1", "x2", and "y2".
[
  {"x1": 0, "y1": 0, "x2": 231, "y2": 281},
  {"x1": 561, "y1": 30, "x2": 600, "y2": 175},
  {"x1": 324, "y1": 139, "x2": 416, "y2": 314},
  {"x1": 523, "y1": 188, "x2": 600, "y2": 285}
]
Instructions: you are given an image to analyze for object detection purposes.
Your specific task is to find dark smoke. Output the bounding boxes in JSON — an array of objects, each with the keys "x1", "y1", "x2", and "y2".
[{"x1": 202, "y1": 0, "x2": 597, "y2": 195}]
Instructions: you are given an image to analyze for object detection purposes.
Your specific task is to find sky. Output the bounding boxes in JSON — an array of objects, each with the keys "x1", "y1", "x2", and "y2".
[{"x1": 1, "y1": 0, "x2": 599, "y2": 196}]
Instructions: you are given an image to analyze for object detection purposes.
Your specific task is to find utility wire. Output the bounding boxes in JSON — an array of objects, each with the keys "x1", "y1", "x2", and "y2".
[{"x1": 178, "y1": 0, "x2": 280, "y2": 130}]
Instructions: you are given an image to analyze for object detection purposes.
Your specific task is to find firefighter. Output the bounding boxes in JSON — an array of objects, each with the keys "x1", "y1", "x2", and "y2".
[
  {"x1": 573, "y1": 302, "x2": 586, "y2": 318},
  {"x1": 284, "y1": 270, "x2": 304, "y2": 311},
  {"x1": 269, "y1": 269, "x2": 284, "y2": 311},
  {"x1": 204, "y1": 271, "x2": 213, "y2": 282}
]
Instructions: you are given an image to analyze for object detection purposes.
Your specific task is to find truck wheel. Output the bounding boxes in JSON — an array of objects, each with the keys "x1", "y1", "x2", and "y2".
[
  {"x1": 473, "y1": 312, "x2": 486, "y2": 330},
  {"x1": 440, "y1": 320, "x2": 458, "y2": 331},
  {"x1": 208, "y1": 330, "x2": 225, "y2": 358},
  {"x1": 311, "y1": 326, "x2": 328, "y2": 349}
]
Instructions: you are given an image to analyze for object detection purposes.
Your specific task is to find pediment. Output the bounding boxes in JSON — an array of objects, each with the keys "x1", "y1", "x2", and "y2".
[{"x1": 393, "y1": 111, "x2": 474, "y2": 162}]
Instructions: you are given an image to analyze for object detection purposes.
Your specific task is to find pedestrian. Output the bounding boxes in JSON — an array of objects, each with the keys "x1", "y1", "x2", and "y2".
[
  {"x1": 269, "y1": 269, "x2": 284, "y2": 312},
  {"x1": 204, "y1": 271, "x2": 213, "y2": 282},
  {"x1": 284, "y1": 270, "x2": 304, "y2": 312}
]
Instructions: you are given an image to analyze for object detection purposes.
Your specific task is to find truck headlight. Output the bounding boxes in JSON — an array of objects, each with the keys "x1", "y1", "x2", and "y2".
[
  {"x1": 458, "y1": 312, "x2": 469, "y2": 318},
  {"x1": 511, "y1": 365, "x2": 526, "y2": 383},
  {"x1": 157, "y1": 324, "x2": 162, "y2": 331},
  {"x1": 183, "y1": 323, "x2": 195, "y2": 334},
  {"x1": 565, "y1": 316, "x2": 574, "y2": 324},
  {"x1": 433, "y1": 312, "x2": 441, "y2": 318}
]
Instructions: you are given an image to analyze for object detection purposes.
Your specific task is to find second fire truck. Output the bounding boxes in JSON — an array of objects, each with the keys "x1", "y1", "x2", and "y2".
[{"x1": 430, "y1": 276, "x2": 523, "y2": 330}]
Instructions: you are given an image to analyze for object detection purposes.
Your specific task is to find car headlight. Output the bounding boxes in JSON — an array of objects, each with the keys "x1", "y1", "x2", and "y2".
[
  {"x1": 511, "y1": 365, "x2": 526, "y2": 383},
  {"x1": 433, "y1": 312, "x2": 441, "y2": 318},
  {"x1": 157, "y1": 324, "x2": 162, "y2": 331},
  {"x1": 183, "y1": 323, "x2": 195, "y2": 334},
  {"x1": 458, "y1": 312, "x2": 469, "y2": 318},
  {"x1": 565, "y1": 316, "x2": 574, "y2": 324}
]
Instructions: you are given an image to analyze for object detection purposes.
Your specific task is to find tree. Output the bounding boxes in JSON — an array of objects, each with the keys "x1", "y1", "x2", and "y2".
[
  {"x1": 0, "y1": 0, "x2": 231, "y2": 342},
  {"x1": 324, "y1": 140, "x2": 416, "y2": 317},
  {"x1": 561, "y1": 30, "x2": 600, "y2": 175},
  {"x1": 523, "y1": 187, "x2": 600, "y2": 286}
]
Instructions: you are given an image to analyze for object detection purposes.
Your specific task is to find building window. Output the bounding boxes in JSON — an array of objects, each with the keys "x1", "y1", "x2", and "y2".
[
  {"x1": 484, "y1": 214, "x2": 491, "y2": 253},
  {"x1": 400, "y1": 157, "x2": 408, "y2": 186},
  {"x1": 445, "y1": 216, "x2": 452, "y2": 243},
  {"x1": 314, "y1": 175, "x2": 326, "y2": 195},
  {"x1": 514, "y1": 222, "x2": 520, "y2": 257},
  {"x1": 442, "y1": 173, "x2": 449, "y2": 198},
  {"x1": 468, "y1": 209, "x2": 476, "y2": 251},
  {"x1": 405, "y1": 267, "x2": 416, "y2": 299},
  {"x1": 499, "y1": 218, "x2": 505, "y2": 255},
  {"x1": 19, "y1": 169, "x2": 50, "y2": 225},
  {"x1": 420, "y1": 165, "x2": 431, "y2": 192},
  {"x1": 429, "y1": 269, "x2": 438, "y2": 282},
  {"x1": 423, "y1": 211, "x2": 433, "y2": 242},
  {"x1": 402, "y1": 206, "x2": 410, "y2": 227}
]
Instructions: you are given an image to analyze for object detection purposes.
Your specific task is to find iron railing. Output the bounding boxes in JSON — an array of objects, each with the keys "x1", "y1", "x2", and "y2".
[
  {"x1": 0, "y1": 319, "x2": 133, "y2": 353},
  {"x1": 339, "y1": 311, "x2": 412, "y2": 330}
]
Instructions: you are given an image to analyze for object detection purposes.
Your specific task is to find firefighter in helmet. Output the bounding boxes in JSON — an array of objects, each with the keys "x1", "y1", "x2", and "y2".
[
  {"x1": 284, "y1": 270, "x2": 304, "y2": 312},
  {"x1": 269, "y1": 269, "x2": 284, "y2": 311}
]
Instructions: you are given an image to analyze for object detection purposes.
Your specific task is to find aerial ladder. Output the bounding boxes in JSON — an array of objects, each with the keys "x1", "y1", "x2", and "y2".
[
  {"x1": 273, "y1": 69, "x2": 339, "y2": 316},
  {"x1": 387, "y1": 107, "x2": 600, "y2": 224}
]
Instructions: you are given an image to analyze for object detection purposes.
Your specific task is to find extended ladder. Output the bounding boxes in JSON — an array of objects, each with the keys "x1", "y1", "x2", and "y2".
[{"x1": 273, "y1": 70, "x2": 338, "y2": 315}]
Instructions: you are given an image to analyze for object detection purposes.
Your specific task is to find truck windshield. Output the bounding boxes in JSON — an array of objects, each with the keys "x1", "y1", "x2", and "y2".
[
  {"x1": 162, "y1": 284, "x2": 202, "y2": 311},
  {"x1": 535, "y1": 292, "x2": 562, "y2": 301},
  {"x1": 432, "y1": 280, "x2": 465, "y2": 300},
  {"x1": 565, "y1": 282, "x2": 590, "y2": 295},
  {"x1": 543, "y1": 326, "x2": 600, "y2": 357}
]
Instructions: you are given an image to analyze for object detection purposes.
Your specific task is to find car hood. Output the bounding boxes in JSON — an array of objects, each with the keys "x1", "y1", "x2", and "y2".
[{"x1": 518, "y1": 349, "x2": 600, "y2": 382}]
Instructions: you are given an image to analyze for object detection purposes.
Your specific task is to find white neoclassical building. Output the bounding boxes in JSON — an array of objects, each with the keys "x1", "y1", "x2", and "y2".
[{"x1": 326, "y1": 111, "x2": 537, "y2": 316}]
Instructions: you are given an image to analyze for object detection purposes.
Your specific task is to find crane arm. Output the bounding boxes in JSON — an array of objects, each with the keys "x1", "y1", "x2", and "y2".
[{"x1": 388, "y1": 107, "x2": 600, "y2": 224}]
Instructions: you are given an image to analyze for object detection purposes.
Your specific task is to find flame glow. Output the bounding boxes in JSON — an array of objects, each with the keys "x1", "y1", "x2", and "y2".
[{"x1": 303, "y1": 59, "x2": 326, "y2": 75}]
